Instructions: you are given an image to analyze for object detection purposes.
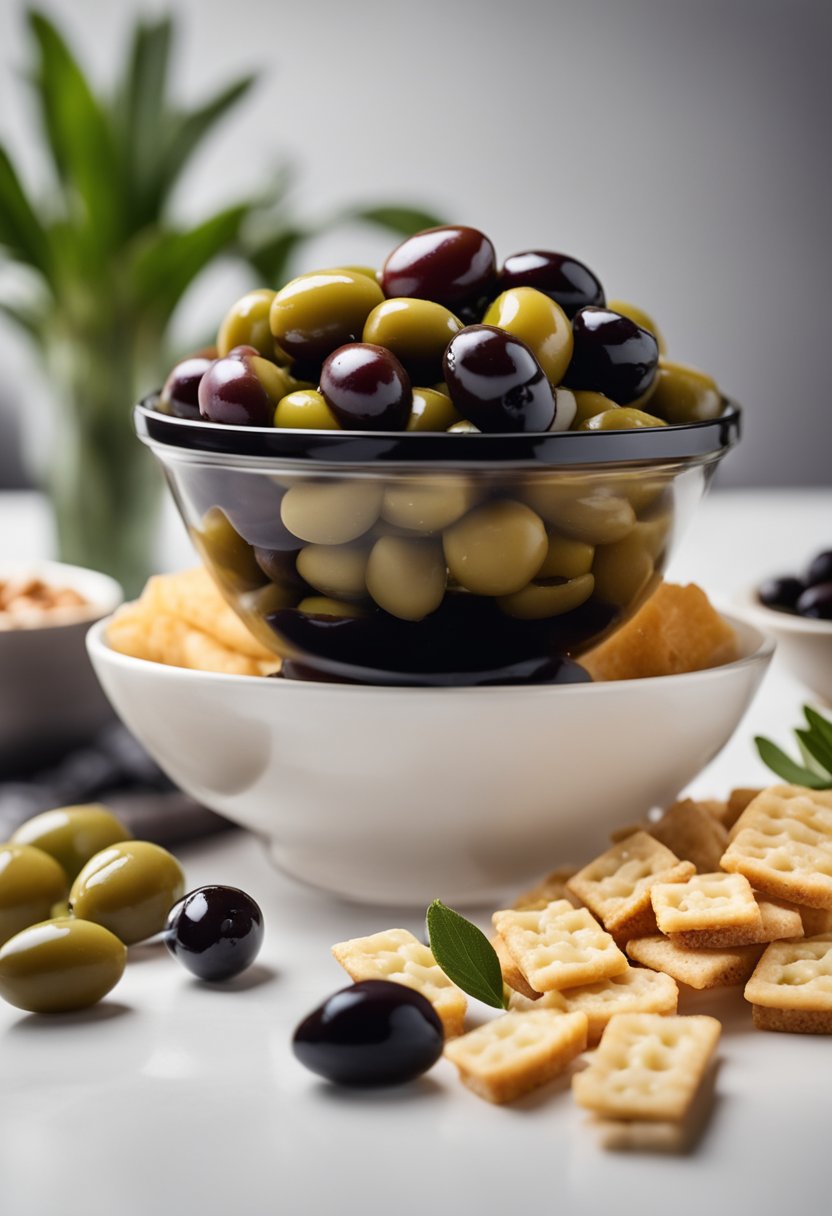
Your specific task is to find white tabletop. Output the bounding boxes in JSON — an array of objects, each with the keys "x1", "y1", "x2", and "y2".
[{"x1": 1, "y1": 488, "x2": 831, "y2": 1216}]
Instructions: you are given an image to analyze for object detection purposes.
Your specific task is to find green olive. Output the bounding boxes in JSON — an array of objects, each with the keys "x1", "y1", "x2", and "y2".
[
  {"x1": 0, "y1": 918, "x2": 126, "y2": 1014},
  {"x1": 432, "y1": 381, "x2": 452, "y2": 397},
  {"x1": 497, "y1": 573, "x2": 595, "y2": 619},
  {"x1": 406, "y1": 388, "x2": 462, "y2": 432},
  {"x1": 537, "y1": 533, "x2": 594, "y2": 580},
  {"x1": 193, "y1": 508, "x2": 264, "y2": 592},
  {"x1": 363, "y1": 298, "x2": 463, "y2": 382},
  {"x1": 615, "y1": 474, "x2": 668, "y2": 516},
  {"x1": 11, "y1": 805, "x2": 131, "y2": 884},
  {"x1": 649, "y1": 359, "x2": 723, "y2": 423},
  {"x1": 607, "y1": 299, "x2": 667, "y2": 355},
  {"x1": 0, "y1": 844, "x2": 67, "y2": 945},
  {"x1": 296, "y1": 544, "x2": 369, "y2": 600},
  {"x1": 522, "y1": 483, "x2": 636, "y2": 544},
  {"x1": 281, "y1": 480, "x2": 383, "y2": 545},
  {"x1": 274, "y1": 389, "x2": 340, "y2": 430},
  {"x1": 269, "y1": 270, "x2": 384, "y2": 363},
  {"x1": 633, "y1": 511, "x2": 673, "y2": 560},
  {"x1": 239, "y1": 581, "x2": 300, "y2": 618},
  {"x1": 447, "y1": 420, "x2": 480, "y2": 432},
  {"x1": 217, "y1": 289, "x2": 277, "y2": 358},
  {"x1": 69, "y1": 841, "x2": 185, "y2": 945},
  {"x1": 571, "y1": 391, "x2": 619, "y2": 428},
  {"x1": 443, "y1": 500, "x2": 547, "y2": 596},
  {"x1": 381, "y1": 478, "x2": 476, "y2": 534},
  {"x1": 297, "y1": 596, "x2": 367, "y2": 618},
  {"x1": 328, "y1": 265, "x2": 379, "y2": 281},
  {"x1": 483, "y1": 287, "x2": 573, "y2": 385},
  {"x1": 592, "y1": 534, "x2": 658, "y2": 607},
  {"x1": 250, "y1": 356, "x2": 291, "y2": 410},
  {"x1": 581, "y1": 407, "x2": 667, "y2": 431},
  {"x1": 366, "y1": 536, "x2": 446, "y2": 621}
]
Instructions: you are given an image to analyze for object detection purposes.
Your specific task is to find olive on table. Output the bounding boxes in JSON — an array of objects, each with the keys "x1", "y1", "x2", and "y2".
[
  {"x1": 292, "y1": 979, "x2": 444, "y2": 1087},
  {"x1": 11, "y1": 804, "x2": 131, "y2": 884},
  {"x1": 581, "y1": 407, "x2": 666, "y2": 430},
  {"x1": 498, "y1": 250, "x2": 605, "y2": 318},
  {"x1": 406, "y1": 387, "x2": 462, "y2": 432},
  {"x1": 159, "y1": 356, "x2": 213, "y2": 420},
  {"x1": 217, "y1": 289, "x2": 278, "y2": 359},
  {"x1": 198, "y1": 350, "x2": 289, "y2": 426},
  {"x1": 758, "y1": 576, "x2": 805, "y2": 612},
  {"x1": 69, "y1": 841, "x2": 185, "y2": 946},
  {"x1": 269, "y1": 270, "x2": 384, "y2": 364},
  {"x1": 296, "y1": 543, "x2": 370, "y2": 600},
  {"x1": 165, "y1": 886, "x2": 264, "y2": 982},
  {"x1": 274, "y1": 389, "x2": 340, "y2": 430},
  {"x1": 564, "y1": 307, "x2": 659, "y2": 405},
  {"x1": 648, "y1": 360, "x2": 722, "y2": 424},
  {"x1": 280, "y1": 480, "x2": 383, "y2": 546},
  {"x1": 606, "y1": 299, "x2": 666, "y2": 355},
  {"x1": 796, "y1": 583, "x2": 832, "y2": 620},
  {"x1": 362, "y1": 298, "x2": 463, "y2": 383},
  {"x1": 443, "y1": 500, "x2": 548, "y2": 596},
  {"x1": 483, "y1": 287, "x2": 573, "y2": 386},
  {"x1": 366, "y1": 536, "x2": 446, "y2": 620},
  {"x1": 443, "y1": 325, "x2": 556, "y2": 433},
  {"x1": 0, "y1": 918, "x2": 126, "y2": 1014},
  {"x1": 320, "y1": 343, "x2": 412, "y2": 431},
  {"x1": 381, "y1": 225, "x2": 497, "y2": 311},
  {"x1": 0, "y1": 844, "x2": 67, "y2": 946},
  {"x1": 807, "y1": 550, "x2": 832, "y2": 588}
]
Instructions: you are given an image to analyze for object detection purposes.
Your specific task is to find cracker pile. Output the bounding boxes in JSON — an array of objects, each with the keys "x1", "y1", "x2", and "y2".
[{"x1": 329, "y1": 783, "x2": 832, "y2": 1153}]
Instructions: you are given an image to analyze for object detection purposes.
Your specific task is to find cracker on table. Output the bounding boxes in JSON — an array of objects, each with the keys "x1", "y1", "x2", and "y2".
[
  {"x1": 572, "y1": 1012, "x2": 721, "y2": 1122},
  {"x1": 492, "y1": 900, "x2": 628, "y2": 993},
  {"x1": 723, "y1": 788, "x2": 764, "y2": 831},
  {"x1": 567, "y1": 832, "x2": 695, "y2": 940},
  {"x1": 626, "y1": 935, "x2": 763, "y2": 990},
  {"x1": 511, "y1": 965, "x2": 678, "y2": 1045},
  {"x1": 444, "y1": 1009, "x2": 587, "y2": 1104},
  {"x1": 670, "y1": 896, "x2": 803, "y2": 949},
  {"x1": 588, "y1": 1056, "x2": 718, "y2": 1153},
  {"x1": 649, "y1": 800, "x2": 729, "y2": 874},
  {"x1": 332, "y1": 928, "x2": 467, "y2": 1037},
  {"x1": 720, "y1": 786, "x2": 832, "y2": 909},
  {"x1": 491, "y1": 934, "x2": 541, "y2": 1000},
  {"x1": 744, "y1": 935, "x2": 832, "y2": 1013},
  {"x1": 651, "y1": 872, "x2": 761, "y2": 937},
  {"x1": 512, "y1": 867, "x2": 580, "y2": 911}
]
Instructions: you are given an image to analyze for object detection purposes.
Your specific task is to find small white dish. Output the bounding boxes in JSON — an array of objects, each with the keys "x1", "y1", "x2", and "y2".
[
  {"x1": 87, "y1": 612, "x2": 773, "y2": 906},
  {"x1": 734, "y1": 586, "x2": 832, "y2": 705}
]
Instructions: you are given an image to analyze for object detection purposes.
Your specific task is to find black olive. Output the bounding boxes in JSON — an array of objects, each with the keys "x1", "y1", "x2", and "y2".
[
  {"x1": 498, "y1": 250, "x2": 604, "y2": 318},
  {"x1": 796, "y1": 582, "x2": 832, "y2": 620},
  {"x1": 564, "y1": 307, "x2": 659, "y2": 404},
  {"x1": 381, "y1": 226, "x2": 496, "y2": 311},
  {"x1": 320, "y1": 343, "x2": 412, "y2": 431},
  {"x1": 165, "y1": 885, "x2": 264, "y2": 981},
  {"x1": 443, "y1": 324, "x2": 555, "y2": 432},
  {"x1": 758, "y1": 576, "x2": 805, "y2": 612},
  {"x1": 807, "y1": 550, "x2": 832, "y2": 588}
]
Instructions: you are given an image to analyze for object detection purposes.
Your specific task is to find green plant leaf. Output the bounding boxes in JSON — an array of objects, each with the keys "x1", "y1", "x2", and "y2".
[
  {"x1": 114, "y1": 15, "x2": 174, "y2": 232},
  {"x1": 796, "y1": 726, "x2": 832, "y2": 778},
  {"x1": 0, "y1": 298, "x2": 44, "y2": 341},
  {"x1": 345, "y1": 204, "x2": 445, "y2": 236},
  {"x1": 804, "y1": 705, "x2": 832, "y2": 753},
  {"x1": 426, "y1": 899, "x2": 507, "y2": 1010},
  {"x1": 0, "y1": 144, "x2": 51, "y2": 276},
  {"x1": 797, "y1": 735, "x2": 830, "y2": 778},
  {"x1": 244, "y1": 224, "x2": 307, "y2": 285},
  {"x1": 754, "y1": 736, "x2": 831, "y2": 789},
  {"x1": 159, "y1": 75, "x2": 257, "y2": 201}
]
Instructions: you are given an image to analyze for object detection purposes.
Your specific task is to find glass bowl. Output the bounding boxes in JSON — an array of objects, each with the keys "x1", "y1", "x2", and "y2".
[{"x1": 136, "y1": 402, "x2": 740, "y2": 686}]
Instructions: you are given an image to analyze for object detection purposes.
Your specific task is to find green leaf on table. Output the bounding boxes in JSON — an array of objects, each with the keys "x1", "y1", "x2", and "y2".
[
  {"x1": 796, "y1": 729, "x2": 832, "y2": 780},
  {"x1": 0, "y1": 145, "x2": 51, "y2": 276},
  {"x1": 754, "y1": 736, "x2": 831, "y2": 789},
  {"x1": 426, "y1": 899, "x2": 507, "y2": 1010},
  {"x1": 345, "y1": 204, "x2": 445, "y2": 236}
]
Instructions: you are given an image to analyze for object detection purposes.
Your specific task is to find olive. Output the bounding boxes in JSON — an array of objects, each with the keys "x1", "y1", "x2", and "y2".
[
  {"x1": 592, "y1": 534, "x2": 657, "y2": 607},
  {"x1": 274, "y1": 389, "x2": 340, "y2": 430},
  {"x1": 0, "y1": 844, "x2": 67, "y2": 946},
  {"x1": 280, "y1": 480, "x2": 383, "y2": 545},
  {"x1": 0, "y1": 918, "x2": 126, "y2": 1014},
  {"x1": 564, "y1": 307, "x2": 659, "y2": 405},
  {"x1": 381, "y1": 225, "x2": 496, "y2": 311},
  {"x1": 571, "y1": 390, "x2": 619, "y2": 428},
  {"x1": 447, "y1": 419, "x2": 480, "y2": 432},
  {"x1": 498, "y1": 250, "x2": 605, "y2": 318},
  {"x1": 11, "y1": 804, "x2": 131, "y2": 884},
  {"x1": 537, "y1": 533, "x2": 594, "y2": 580},
  {"x1": 292, "y1": 979, "x2": 444, "y2": 1087},
  {"x1": 296, "y1": 596, "x2": 368, "y2": 618},
  {"x1": 549, "y1": 387, "x2": 578, "y2": 432},
  {"x1": 69, "y1": 841, "x2": 185, "y2": 946},
  {"x1": 483, "y1": 287, "x2": 573, "y2": 386},
  {"x1": 363, "y1": 298, "x2": 463, "y2": 383},
  {"x1": 254, "y1": 545, "x2": 305, "y2": 589},
  {"x1": 443, "y1": 500, "x2": 547, "y2": 596},
  {"x1": 407, "y1": 387, "x2": 462, "y2": 432},
  {"x1": 522, "y1": 484, "x2": 636, "y2": 544},
  {"x1": 296, "y1": 543, "x2": 369, "y2": 600},
  {"x1": 320, "y1": 343, "x2": 412, "y2": 431},
  {"x1": 808, "y1": 551, "x2": 832, "y2": 587},
  {"x1": 758, "y1": 576, "x2": 805, "y2": 612},
  {"x1": 193, "y1": 508, "x2": 265, "y2": 592},
  {"x1": 649, "y1": 360, "x2": 722, "y2": 423},
  {"x1": 381, "y1": 478, "x2": 475, "y2": 533},
  {"x1": 497, "y1": 572, "x2": 595, "y2": 619},
  {"x1": 198, "y1": 351, "x2": 288, "y2": 426},
  {"x1": 443, "y1": 325, "x2": 555, "y2": 432},
  {"x1": 606, "y1": 299, "x2": 667, "y2": 355},
  {"x1": 165, "y1": 885, "x2": 263, "y2": 982},
  {"x1": 796, "y1": 583, "x2": 832, "y2": 619},
  {"x1": 269, "y1": 270, "x2": 384, "y2": 364},
  {"x1": 159, "y1": 356, "x2": 213, "y2": 420},
  {"x1": 366, "y1": 536, "x2": 446, "y2": 620},
  {"x1": 217, "y1": 289, "x2": 278, "y2": 359},
  {"x1": 581, "y1": 407, "x2": 667, "y2": 430}
]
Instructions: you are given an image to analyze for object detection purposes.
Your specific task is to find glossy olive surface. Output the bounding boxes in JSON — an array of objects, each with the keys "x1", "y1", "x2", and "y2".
[
  {"x1": 320, "y1": 344, "x2": 412, "y2": 431},
  {"x1": 758, "y1": 576, "x2": 805, "y2": 611},
  {"x1": 0, "y1": 844, "x2": 67, "y2": 946},
  {"x1": 165, "y1": 886, "x2": 263, "y2": 981},
  {"x1": 363, "y1": 298, "x2": 462, "y2": 383},
  {"x1": 581, "y1": 407, "x2": 666, "y2": 431},
  {"x1": 498, "y1": 250, "x2": 605, "y2": 318},
  {"x1": 406, "y1": 387, "x2": 462, "y2": 432},
  {"x1": 443, "y1": 325, "x2": 555, "y2": 432},
  {"x1": 607, "y1": 298, "x2": 666, "y2": 355},
  {"x1": 796, "y1": 583, "x2": 832, "y2": 619},
  {"x1": 381, "y1": 226, "x2": 496, "y2": 310},
  {"x1": 217, "y1": 289, "x2": 277, "y2": 359},
  {"x1": 0, "y1": 917, "x2": 126, "y2": 1014},
  {"x1": 564, "y1": 307, "x2": 659, "y2": 404},
  {"x1": 159, "y1": 357, "x2": 212, "y2": 420},
  {"x1": 69, "y1": 841, "x2": 186, "y2": 945},
  {"x1": 11, "y1": 804, "x2": 131, "y2": 883},
  {"x1": 292, "y1": 979, "x2": 444, "y2": 1086},
  {"x1": 198, "y1": 353, "x2": 286, "y2": 426},
  {"x1": 756, "y1": 546, "x2": 832, "y2": 619},
  {"x1": 274, "y1": 389, "x2": 340, "y2": 430},
  {"x1": 269, "y1": 270, "x2": 384, "y2": 364},
  {"x1": 649, "y1": 360, "x2": 722, "y2": 424},
  {"x1": 483, "y1": 287, "x2": 573, "y2": 386}
]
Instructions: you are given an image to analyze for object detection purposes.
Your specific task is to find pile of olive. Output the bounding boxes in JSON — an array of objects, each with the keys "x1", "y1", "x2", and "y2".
[
  {"x1": 758, "y1": 548, "x2": 832, "y2": 620},
  {"x1": 0, "y1": 804, "x2": 264, "y2": 1014}
]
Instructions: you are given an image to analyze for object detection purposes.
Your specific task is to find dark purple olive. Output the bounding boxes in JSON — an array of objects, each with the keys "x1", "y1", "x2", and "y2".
[
  {"x1": 254, "y1": 546, "x2": 305, "y2": 587},
  {"x1": 758, "y1": 576, "x2": 805, "y2": 612},
  {"x1": 564, "y1": 307, "x2": 659, "y2": 404},
  {"x1": 159, "y1": 356, "x2": 213, "y2": 419},
  {"x1": 292, "y1": 979, "x2": 444, "y2": 1086},
  {"x1": 198, "y1": 353, "x2": 282, "y2": 426},
  {"x1": 499, "y1": 250, "x2": 605, "y2": 318},
  {"x1": 796, "y1": 582, "x2": 832, "y2": 620},
  {"x1": 807, "y1": 550, "x2": 832, "y2": 588},
  {"x1": 320, "y1": 343, "x2": 412, "y2": 431},
  {"x1": 443, "y1": 324, "x2": 555, "y2": 432},
  {"x1": 165, "y1": 885, "x2": 264, "y2": 982},
  {"x1": 381, "y1": 225, "x2": 497, "y2": 310}
]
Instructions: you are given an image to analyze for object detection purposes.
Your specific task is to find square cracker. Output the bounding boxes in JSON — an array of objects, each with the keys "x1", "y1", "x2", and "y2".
[
  {"x1": 332, "y1": 928, "x2": 466, "y2": 1037},
  {"x1": 512, "y1": 867, "x2": 580, "y2": 912},
  {"x1": 649, "y1": 800, "x2": 729, "y2": 874},
  {"x1": 588, "y1": 1056, "x2": 718, "y2": 1152},
  {"x1": 572, "y1": 1012, "x2": 721, "y2": 1122},
  {"x1": 444, "y1": 1009, "x2": 587, "y2": 1104},
  {"x1": 492, "y1": 901, "x2": 628, "y2": 993},
  {"x1": 651, "y1": 872, "x2": 761, "y2": 937},
  {"x1": 626, "y1": 936, "x2": 763, "y2": 990},
  {"x1": 744, "y1": 935, "x2": 832, "y2": 1012},
  {"x1": 511, "y1": 965, "x2": 678, "y2": 1045},
  {"x1": 567, "y1": 832, "x2": 695, "y2": 940},
  {"x1": 720, "y1": 786, "x2": 832, "y2": 909},
  {"x1": 670, "y1": 896, "x2": 803, "y2": 949},
  {"x1": 491, "y1": 934, "x2": 541, "y2": 1001}
]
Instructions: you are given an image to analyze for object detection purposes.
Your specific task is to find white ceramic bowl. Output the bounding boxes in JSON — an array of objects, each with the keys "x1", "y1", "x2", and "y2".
[
  {"x1": 87, "y1": 613, "x2": 773, "y2": 906},
  {"x1": 1, "y1": 560, "x2": 123, "y2": 772},
  {"x1": 735, "y1": 587, "x2": 832, "y2": 705}
]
